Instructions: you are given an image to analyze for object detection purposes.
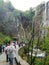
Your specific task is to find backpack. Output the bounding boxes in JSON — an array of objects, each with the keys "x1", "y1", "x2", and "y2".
[{"x1": 9, "y1": 47, "x2": 13, "y2": 54}]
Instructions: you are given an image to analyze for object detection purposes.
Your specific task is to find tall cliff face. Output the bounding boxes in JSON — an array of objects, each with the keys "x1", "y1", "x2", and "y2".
[
  {"x1": 0, "y1": 0, "x2": 49, "y2": 38},
  {"x1": 0, "y1": 1, "x2": 22, "y2": 37},
  {"x1": 0, "y1": 0, "x2": 32, "y2": 38},
  {"x1": 42, "y1": 1, "x2": 49, "y2": 26}
]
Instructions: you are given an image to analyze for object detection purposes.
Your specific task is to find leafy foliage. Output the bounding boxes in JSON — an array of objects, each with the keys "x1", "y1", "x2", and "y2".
[
  {"x1": 0, "y1": 32, "x2": 11, "y2": 44},
  {"x1": 0, "y1": 32, "x2": 5, "y2": 43},
  {"x1": 4, "y1": 36, "x2": 11, "y2": 44}
]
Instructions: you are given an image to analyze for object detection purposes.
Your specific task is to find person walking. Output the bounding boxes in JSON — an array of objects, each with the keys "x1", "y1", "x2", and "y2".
[
  {"x1": 2, "y1": 45, "x2": 5, "y2": 52},
  {"x1": 8, "y1": 41, "x2": 16, "y2": 65},
  {"x1": 5, "y1": 43, "x2": 10, "y2": 62}
]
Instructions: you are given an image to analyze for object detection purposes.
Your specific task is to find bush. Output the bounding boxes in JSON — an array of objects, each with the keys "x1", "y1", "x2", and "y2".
[
  {"x1": 0, "y1": 32, "x2": 5, "y2": 44},
  {"x1": 4, "y1": 36, "x2": 11, "y2": 44}
]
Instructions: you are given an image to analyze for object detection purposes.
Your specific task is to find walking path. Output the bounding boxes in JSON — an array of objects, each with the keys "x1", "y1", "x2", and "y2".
[
  {"x1": 0, "y1": 53, "x2": 9, "y2": 65},
  {"x1": 0, "y1": 45, "x2": 29, "y2": 65},
  {"x1": 0, "y1": 53, "x2": 16, "y2": 65}
]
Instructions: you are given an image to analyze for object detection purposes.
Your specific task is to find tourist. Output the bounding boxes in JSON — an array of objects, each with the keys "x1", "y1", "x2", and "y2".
[
  {"x1": 13, "y1": 41, "x2": 16, "y2": 48},
  {"x1": 5, "y1": 43, "x2": 10, "y2": 62},
  {"x1": 2, "y1": 44, "x2": 5, "y2": 52},
  {"x1": 8, "y1": 41, "x2": 16, "y2": 65},
  {"x1": 0, "y1": 44, "x2": 2, "y2": 54}
]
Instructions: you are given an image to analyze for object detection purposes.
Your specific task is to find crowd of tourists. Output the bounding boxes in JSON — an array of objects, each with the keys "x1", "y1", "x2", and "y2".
[
  {"x1": 4, "y1": 40, "x2": 19, "y2": 65},
  {"x1": 0, "y1": 39, "x2": 25, "y2": 65}
]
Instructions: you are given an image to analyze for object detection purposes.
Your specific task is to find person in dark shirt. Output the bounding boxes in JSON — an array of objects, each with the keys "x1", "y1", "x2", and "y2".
[{"x1": 0, "y1": 44, "x2": 2, "y2": 54}]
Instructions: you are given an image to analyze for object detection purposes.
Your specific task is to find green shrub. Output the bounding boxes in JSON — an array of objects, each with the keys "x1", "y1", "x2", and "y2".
[
  {"x1": 0, "y1": 32, "x2": 5, "y2": 43},
  {"x1": 4, "y1": 36, "x2": 11, "y2": 44}
]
